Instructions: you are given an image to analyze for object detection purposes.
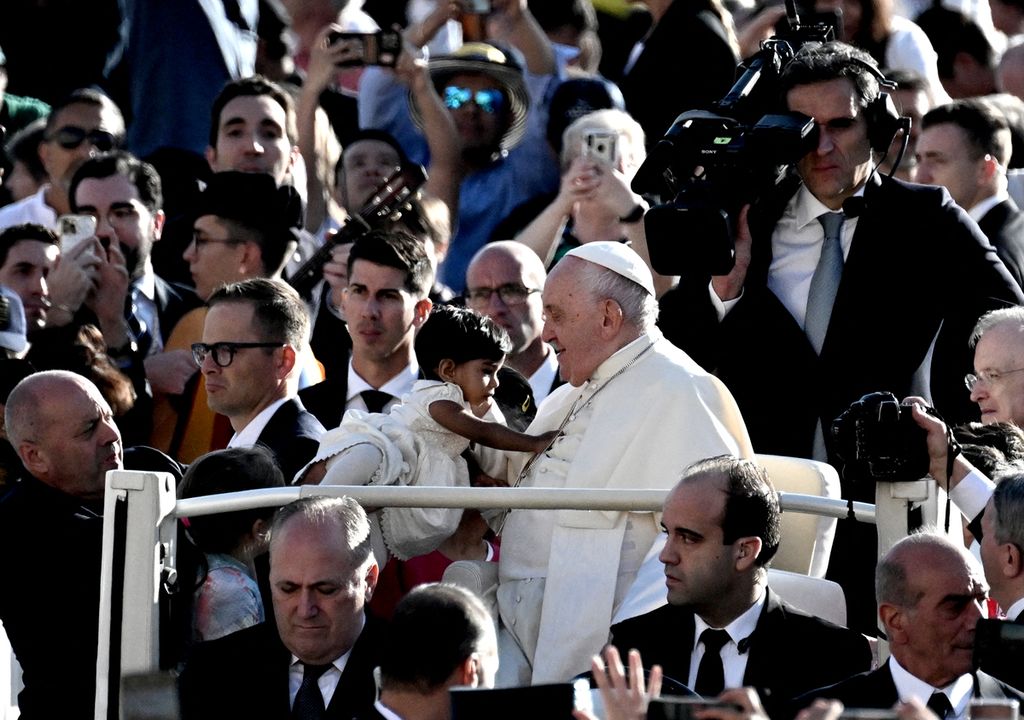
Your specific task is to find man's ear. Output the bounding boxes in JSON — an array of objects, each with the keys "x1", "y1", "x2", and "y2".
[
  {"x1": 276, "y1": 345, "x2": 297, "y2": 379},
  {"x1": 204, "y1": 145, "x2": 217, "y2": 171},
  {"x1": 413, "y1": 297, "x2": 433, "y2": 328},
  {"x1": 364, "y1": 561, "x2": 380, "y2": 601},
  {"x1": 879, "y1": 602, "x2": 906, "y2": 646},
  {"x1": 599, "y1": 299, "x2": 625, "y2": 337},
  {"x1": 734, "y1": 536, "x2": 763, "y2": 572},
  {"x1": 18, "y1": 441, "x2": 48, "y2": 478},
  {"x1": 152, "y1": 209, "x2": 167, "y2": 242},
  {"x1": 238, "y1": 241, "x2": 263, "y2": 275},
  {"x1": 1002, "y1": 541, "x2": 1024, "y2": 579},
  {"x1": 456, "y1": 654, "x2": 480, "y2": 687}
]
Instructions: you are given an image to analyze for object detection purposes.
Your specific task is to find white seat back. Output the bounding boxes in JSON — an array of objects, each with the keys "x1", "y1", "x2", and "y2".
[
  {"x1": 756, "y1": 454, "x2": 841, "y2": 577},
  {"x1": 767, "y1": 568, "x2": 847, "y2": 626}
]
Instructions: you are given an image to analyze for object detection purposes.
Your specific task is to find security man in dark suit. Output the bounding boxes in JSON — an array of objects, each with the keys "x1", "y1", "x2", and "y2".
[
  {"x1": 178, "y1": 496, "x2": 385, "y2": 720},
  {"x1": 610, "y1": 455, "x2": 871, "y2": 718},
  {"x1": 656, "y1": 41, "x2": 1024, "y2": 634},
  {"x1": 793, "y1": 531, "x2": 1023, "y2": 718},
  {"x1": 194, "y1": 277, "x2": 324, "y2": 481}
]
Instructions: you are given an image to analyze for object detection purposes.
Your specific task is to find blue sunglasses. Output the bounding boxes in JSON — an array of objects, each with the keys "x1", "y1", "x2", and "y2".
[{"x1": 443, "y1": 86, "x2": 506, "y2": 114}]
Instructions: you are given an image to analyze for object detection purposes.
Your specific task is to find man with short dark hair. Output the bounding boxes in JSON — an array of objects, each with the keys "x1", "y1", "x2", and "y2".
[
  {"x1": 367, "y1": 583, "x2": 499, "y2": 720},
  {"x1": 0, "y1": 223, "x2": 59, "y2": 332},
  {"x1": 179, "y1": 495, "x2": 385, "y2": 720},
  {"x1": 300, "y1": 229, "x2": 433, "y2": 430},
  {"x1": 611, "y1": 455, "x2": 870, "y2": 715},
  {"x1": 917, "y1": 99, "x2": 1024, "y2": 287},
  {"x1": 0, "y1": 371, "x2": 123, "y2": 718},
  {"x1": 197, "y1": 278, "x2": 324, "y2": 480}
]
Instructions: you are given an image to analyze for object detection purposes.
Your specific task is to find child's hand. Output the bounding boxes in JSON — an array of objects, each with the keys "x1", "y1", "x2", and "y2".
[{"x1": 533, "y1": 430, "x2": 560, "y2": 453}]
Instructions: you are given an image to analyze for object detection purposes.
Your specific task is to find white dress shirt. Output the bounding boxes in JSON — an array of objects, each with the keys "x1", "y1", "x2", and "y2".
[
  {"x1": 688, "y1": 590, "x2": 766, "y2": 690},
  {"x1": 889, "y1": 655, "x2": 975, "y2": 720},
  {"x1": 346, "y1": 360, "x2": 419, "y2": 413},
  {"x1": 227, "y1": 397, "x2": 290, "y2": 448}
]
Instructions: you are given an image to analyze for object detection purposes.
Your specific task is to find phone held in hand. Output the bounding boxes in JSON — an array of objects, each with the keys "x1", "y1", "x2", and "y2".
[
  {"x1": 328, "y1": 29, "x2": 401, "y2": 68},
  {"x1": 58, "y1": 214, "x2": 98, "y2": 255},
  {"x1": 582, "y1": 131, "x2": 619, "y2": 167}
]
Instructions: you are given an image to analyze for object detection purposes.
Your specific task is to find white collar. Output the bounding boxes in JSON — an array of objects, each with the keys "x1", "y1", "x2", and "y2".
[
  {"x1": 692, "y1": 587, "x2": 766, "y2": 653},
  {"x1": 346, "y1": 360, "x2": 419, "y2": 402},
  {"x1": 888, "y1": 655, "x2": 975, "y2": 715},
  {"x1": 228, "y1": 397, "x2": 291, "y2": 448}
]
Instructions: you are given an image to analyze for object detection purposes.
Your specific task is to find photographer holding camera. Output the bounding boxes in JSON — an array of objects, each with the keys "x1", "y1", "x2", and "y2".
[{"x1": 657, "y1": 40, "x2": 1023, "y2": 634}]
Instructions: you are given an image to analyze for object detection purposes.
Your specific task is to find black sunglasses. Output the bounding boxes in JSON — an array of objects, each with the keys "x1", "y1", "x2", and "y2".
[{"x1": 46, "y1": 126, "x2": 118, "y2": 152}]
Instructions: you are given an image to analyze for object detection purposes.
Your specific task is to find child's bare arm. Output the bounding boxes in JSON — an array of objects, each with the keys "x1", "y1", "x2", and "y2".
[{"x1": 429, "y1": 399, "x2": 558, "y2": 453}]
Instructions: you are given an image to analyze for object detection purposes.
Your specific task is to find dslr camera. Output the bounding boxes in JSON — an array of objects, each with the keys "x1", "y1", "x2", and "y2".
[
  {"x1": 830, "y1": 391, "x2": 931, "y2": 484},
  {"x1": 631, "y1": 0, "x2": 831, "y2": 276}
]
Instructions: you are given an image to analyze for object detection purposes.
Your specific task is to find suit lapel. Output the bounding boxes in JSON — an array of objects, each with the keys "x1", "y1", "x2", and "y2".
[
  {"x1": 741, "y1": 588, "x2": 783, "y2": 687},
  {"x1": 257, "y1": 399, "x2": 297, "y2": 448}
]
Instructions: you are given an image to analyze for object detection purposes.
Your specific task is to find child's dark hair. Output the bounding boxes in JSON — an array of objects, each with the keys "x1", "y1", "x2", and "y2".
[
  {"x1": 415, "y1": 304, "x2": 512, "y2": 381},
  {"x1": 177, "y1": 445, "x2": 286, "y2": 554}
]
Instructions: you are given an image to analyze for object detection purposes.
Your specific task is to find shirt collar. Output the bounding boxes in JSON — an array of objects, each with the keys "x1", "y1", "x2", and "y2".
[
  {"x1": 692, "y1": 587, "x2": 766, "y2": 653},
  {"x1": 228, "y1": 397, "x2": 291, "y2": 448},
  {"x1": 131, "y1": 264, "x2": 157, "y2": 301},
  {"x1": 1004, "y1": 596, "x2": 1024, "y2": 620},
  {"x1": 888, "y1": 655, "x2": 975, "y2": 714},
  {"x1": 794, "y1": 183, "x2": 866, "y2": 232},
  {"x1": 346, "y1": 361, "x2": 419, "y2": 402}
]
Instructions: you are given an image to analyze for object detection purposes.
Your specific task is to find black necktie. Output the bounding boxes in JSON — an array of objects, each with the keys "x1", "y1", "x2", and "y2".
[
  {"x1": 292, "y1": 663, "x2": 331, "y2": 719},
  {"x1": 361, "y1": 389, "x2": 393, "y2": 414},
  {"x1": 927, "y1": 692, "x2": 953, "y2": 720},
  {"x1": 694, "y1": 628, "x2": 731, "y2": 697}
]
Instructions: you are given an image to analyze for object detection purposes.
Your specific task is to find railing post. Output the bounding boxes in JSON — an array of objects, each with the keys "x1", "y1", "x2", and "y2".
[{"x1": 95, "y1": 470, "x2": 177, "y2": 720}]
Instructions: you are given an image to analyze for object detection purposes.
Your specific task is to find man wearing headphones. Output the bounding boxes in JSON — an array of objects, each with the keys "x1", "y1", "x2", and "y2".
[{"x1": 657, "y1": 41, "x2": 1024, "y2": 635}]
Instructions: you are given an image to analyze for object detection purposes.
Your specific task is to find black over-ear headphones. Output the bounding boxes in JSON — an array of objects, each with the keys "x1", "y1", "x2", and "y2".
[{"x1": 849, "y1": 57, "x2": 908, "y2": 153}]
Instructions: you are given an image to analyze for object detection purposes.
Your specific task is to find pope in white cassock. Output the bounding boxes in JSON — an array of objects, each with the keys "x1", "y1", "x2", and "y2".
[{"x1": 494, "y1": 241, "x2": 754, "y2": 685}]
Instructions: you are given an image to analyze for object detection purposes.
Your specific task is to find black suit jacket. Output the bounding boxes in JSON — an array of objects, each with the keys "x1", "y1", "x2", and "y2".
[
  {"x1": 152, "y1": 274, "x2": 201, "y2": 345},
  {"x1": 178, "y1": 613, "x2": 386, "y2": 720},
  {"x1": 978, "y1": 198, "x2": 1024, "y2": 291},
  {"x1": 256, "y1": 397, "x2": 326, "y2": 483},
  {"x1": 610, "y1": 588, "x2": 872, "y2": 717},
  {"x1": 790, "y1": 660, "x2": 1022, "y2": 717},
  {"x1": 300, "y1": 373, "x2": 351, "y2": 432},
  {"x1": 658, "y1": 175, "x2": 1024, "y2": 633}
]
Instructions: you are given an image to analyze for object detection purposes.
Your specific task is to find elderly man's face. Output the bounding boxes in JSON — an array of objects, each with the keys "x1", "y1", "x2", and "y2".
[
  {"x1": 541, "y1": 258, "x2": 611, "y2": 386},
  {"x1": 269, "y1": 517, "x2": 378, "y2": 665},
  {"x1": 970, "y1": 322, "x2": 1024, "y2": 425}
]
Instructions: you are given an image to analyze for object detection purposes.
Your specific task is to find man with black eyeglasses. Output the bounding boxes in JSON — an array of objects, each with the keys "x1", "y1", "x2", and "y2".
[
  {"x1": 195, "y1": 277, "x2": 324, "y2": 481},
  {"x1": 0, "y1": 87, "x2": 124, "y2": 232},
  {"x1": 465, "y1": 240, "x2": 561, "y2": 404}
]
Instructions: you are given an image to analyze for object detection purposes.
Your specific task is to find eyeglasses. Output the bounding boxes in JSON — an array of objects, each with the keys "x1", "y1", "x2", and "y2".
[
  {"x1": 189, "y1": 232, "x2": 246, "y2": 250},
  {"x1": 443, "y1": 86, "x2": 505, "y2": 115},
  {"x1": 45, "y1": 126, "x2": 118, "y2": 152},
  {"x1": 964, "y1": 367, "x2": 1024, "y2": 392},
  {"x1": 191, "y1": 341, "x2": 286, "y2": 368},
  {"x1": 465, "y1": 283, "x2": 539, "y2": 306}
]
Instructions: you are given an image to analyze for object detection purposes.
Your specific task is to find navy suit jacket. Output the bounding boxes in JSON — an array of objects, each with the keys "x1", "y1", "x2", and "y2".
[
  {"x1": 610, "y1": 588, "x2": 872, "y2": 717},
  {"x1": 790, "y1": 660, "x2": 1022, "y2": 718},
  {"x1": 178, "y1": 614, "x2": 386, "y2": 720},
  {"x1": 255, "y1": 397, "x2": 326, "y2": 483}
]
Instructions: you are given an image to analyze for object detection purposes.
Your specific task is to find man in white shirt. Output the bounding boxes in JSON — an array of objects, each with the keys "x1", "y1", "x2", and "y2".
[
  {"x1": 196, "y1": 277, "x2": 324, "y2": 481},
  {"x1": 465, "y1": 240, "x2": 561, "y2": 404}
]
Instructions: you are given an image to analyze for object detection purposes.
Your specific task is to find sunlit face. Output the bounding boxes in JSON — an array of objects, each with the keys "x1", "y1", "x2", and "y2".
[
  {"x1": 73, "y1": 173, "x2": 162, "y2": 279},
  {"x1": 207, "y1": 95, "x2": 296, "y2": 184},
  {"x1": 337, "y1": 139, "x2": 402, "y2": 213},
  {"x1": 342, "y1": 259, "x2": 428, "y2": 366},
  {"x1": 270, "y1": 517, "x2": 378, "y2": 665},
  {"x1": 970, "y1": 322, "x2": 1024, "y2": 425},
  {"x1": 199, "y1": 301, "x2": 285, "y2": 428},
  {"x1": 183, "y1": 215, "x2": 253, "y2": 301},
  {"x1": 659, "y1": 475, "x2": 738, "y2": 614},
  {"x1": 39, "y1": 101, "x2": 123, "y2": 189},
  {"x1": 445, "y1": 72, "x2": 509, "y2": 155},
  {"x1": 789, "y1": 78, "x2": 875, "y2": 210},
  {"x1": 541, "y1": 258, "x2": 609, "y2": 386},
  {"x1": 20, "y1": 376, "x2": 122, "y2": 500},
  {"x1": 887, "y1": 544, "x2": 988, "y2": 686},
  {"x1": 0, "y1": 239, "x2": 58, "y2": 329},
  {"x1": 916, "y1": 123, "x2": 988, "y2": 210},
  {"x1": 465, "y1": 249, "x2": 544, "y2": 355},
  {"x1": 448, "y1": 357, "x2": 504, "y2": 410}
]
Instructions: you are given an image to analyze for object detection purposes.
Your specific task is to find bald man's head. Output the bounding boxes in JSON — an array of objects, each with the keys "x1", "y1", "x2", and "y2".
[
  {"x1": 465, "y1": 241, "x2": 547, "y2": 357},
  {"x1": 6, "y1": 371, "x2": 122, "y2": 499}
]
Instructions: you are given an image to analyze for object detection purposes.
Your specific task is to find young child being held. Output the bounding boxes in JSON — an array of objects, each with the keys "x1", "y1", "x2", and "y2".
[{"x1": 299, "y1": 304, "x2": 557, "y2": 561}]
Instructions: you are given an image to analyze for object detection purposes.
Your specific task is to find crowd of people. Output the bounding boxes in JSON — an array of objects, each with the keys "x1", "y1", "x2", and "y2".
[{"x1": 3, "y1": 0, "x2": 1024, "y2": 718}]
